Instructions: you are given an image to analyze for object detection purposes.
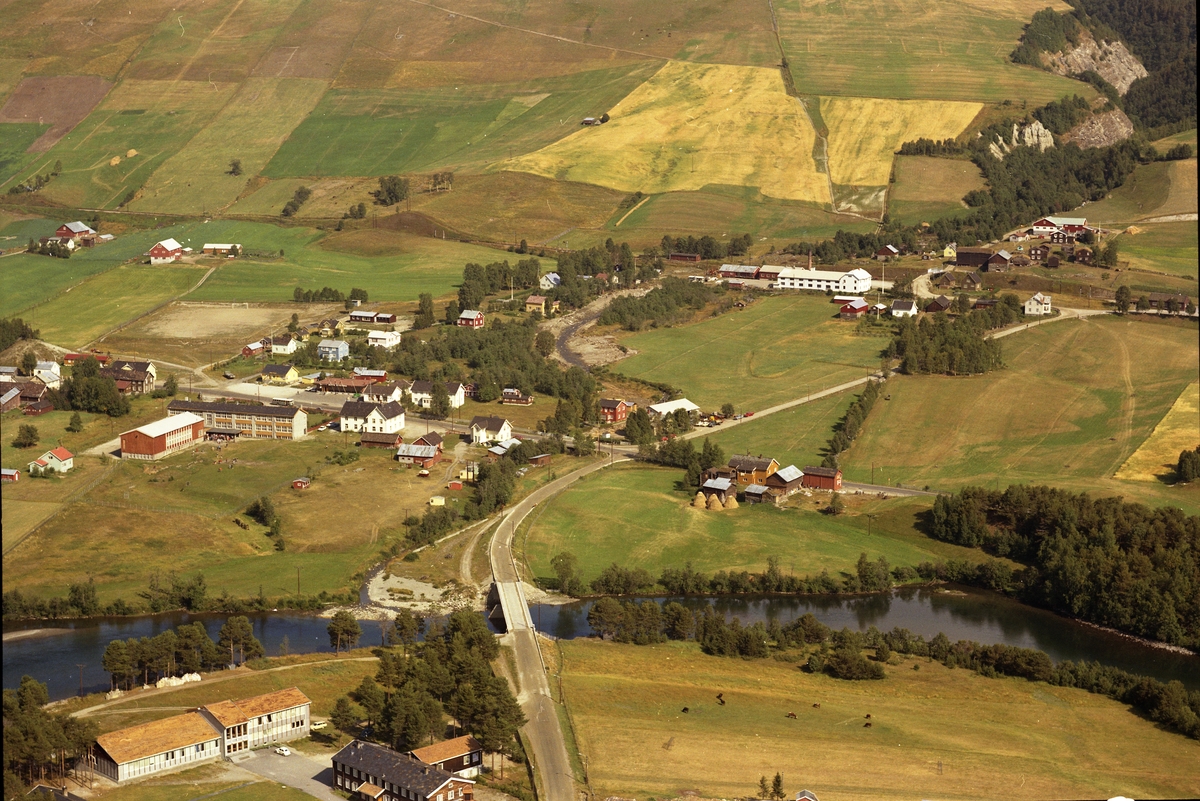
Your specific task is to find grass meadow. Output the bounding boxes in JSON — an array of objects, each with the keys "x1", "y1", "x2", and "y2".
[
  {"x1": 99, "y1": 774, "x2": 315, "y2": 801},
  {"x1": 1118, "y1": 221, "x2": 1200, "y2": 280},
  {"x1": 1077, "y1": 159, "x2": 1198, "y2": 223},
  {"x1": 522, "y1": 465, "x2": 999, "y2": 586},
  {"x1": 0, "y1": 122, "x2": 45, "y2": 183},
  {"x1": 777, "y1": 0, "x2": 1092, "y2": 104},
  {"x1": 1116, "y1": 381, "x2": 1200, "y2": 483},
  {"x1": 888, "y1": 156, "x2": 985, "y2": 225},
  {"x1": 559, "y1": 639, "x2": 1200, "y2": 800},
  {"x1": 840, "y1": 316, "x2": 1200, "y2": 509},
  {"x1": 705, "y1": 388, "x2": 857, "y2": 472},
  {"x1": 614, "y1": 294, "x2": 884, "y2": 410},
  {"x1": 0, "y1": 252, "x2": 121, "y2": 320}
]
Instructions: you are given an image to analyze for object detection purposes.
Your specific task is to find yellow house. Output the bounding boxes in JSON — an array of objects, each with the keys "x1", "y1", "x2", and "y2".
[
  {"x1": 943, "y1": 243, "x2": 957, "y2": 260},
  {"x1": 261, "y1": 364, "x2": 299, "y2": 385}
]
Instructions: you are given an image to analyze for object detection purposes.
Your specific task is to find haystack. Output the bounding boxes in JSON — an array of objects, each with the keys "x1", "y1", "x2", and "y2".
[
  {"x1": 706, "y1": 493, "x2": 723, "y2": 511},
  {"x1": 724, "y1": 495, "x2": 739, "y2": 509},
  {"x1": 126, "y1": 149, "x2": 138, "y2": 158},
  {"x1": 692, "y1": 492, "x2": 707, "y2": 509},
  {"x1": 109, "y1": 156, "x2": 120, "y2": 166}
]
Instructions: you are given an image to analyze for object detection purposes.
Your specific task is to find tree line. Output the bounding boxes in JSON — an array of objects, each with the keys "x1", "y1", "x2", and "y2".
[
  {"x1": 4, "y1": 676, "x2": 98, "y2": 795},
  {"x1": 656, "y1": 233, "x2": 753, "y2": 260},
  {"x1": 821, "y1": 379, "x2": 884, "y2": 470},
  {"x1": 101, "y1": 617, "x2": 264, "y2": 690},
  {"x1": 292, "y1": 286, "x2": 369, "y2": 304},
  {"x1": 585, "y1": 602, "x2": 1200, "y2": 739},
  {"x1": 887, "y1": 307, "x2": 1007, "y2": 376},
  {"x1": 0, "y1": 318, "x2": 38, "y2": 353},
  {"x1": 598, "y1": 276, "x2": 728, "y2": 331},
  {"x1": 929, "y1": 484, "x2": 1200, "y2": 648}
]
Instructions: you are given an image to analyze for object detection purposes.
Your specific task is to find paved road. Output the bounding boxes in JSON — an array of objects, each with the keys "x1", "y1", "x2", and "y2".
[
  {"x1": 842, "y1": 481, "x2": 936, "y2": 497},
  {"x1": 489, "y1": 455, "x2": 630, "y2": 801},
  {"x1": 990, "y1": 306, "x2": 1107, "y2": 339},
  {"x1": 237, "y1": 750, "x2": 342, "y2": 800}
]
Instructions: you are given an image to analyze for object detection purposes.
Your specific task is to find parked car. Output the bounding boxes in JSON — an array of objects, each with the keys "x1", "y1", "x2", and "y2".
[
  {"x1": 317, "y1": 424, "x2": 328, "y2": 431},
  {"x1": 274, "y1": 746, "x2": 291, "y2": 756},
  {"x1": 223, "y1": 371, "x2": 236, "y2": 380},
  {"x1": 310, "y1": 721, "x2": 327, "y2": 730}
]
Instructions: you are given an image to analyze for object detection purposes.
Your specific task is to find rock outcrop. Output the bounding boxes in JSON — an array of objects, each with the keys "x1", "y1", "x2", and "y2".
[
  {"x1": 989, "y1": 120, "x2": 1055, "y2": 160},
  {"x1": 1062, "y1": 109, "x2": 1135, "y2": 148},
  {"x1": 1044, "y1": 31, "x2": 1148, "y2": 95}
]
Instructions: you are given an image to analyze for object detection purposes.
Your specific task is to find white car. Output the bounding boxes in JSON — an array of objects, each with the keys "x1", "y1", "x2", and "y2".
[
  {"x1": 274, "y1": 746, "x2": 291, "y2": 756},
  {"x1": 310, "y1": 721, "x2": 327, "y2": 731}
]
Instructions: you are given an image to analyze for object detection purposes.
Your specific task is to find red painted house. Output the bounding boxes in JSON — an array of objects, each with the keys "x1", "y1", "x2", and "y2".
[
  {"x1": 599, "y1": 398, "x2": 633, "y2": 423},
  {"x1": 56, "y1": 221, "x2": 96, "y2": 240},
  {"x1": 839, "y1": 299, "x2": 869, "y2": 319},
  {"x1": 120, "y1": 412, "x2": 205, "y2": 460},
  {"x1": 800, "y1": 465, "x2": 842, "y2": 490},
  {"x1": 63, "y1": 353, "x2": 110, "y2": 367},
  {"x1": 148, "y1": 238, "x2": 183, "y2": 264},
  {"x1": 457, "y1": 310, "x2": 484, "y2": 328}
]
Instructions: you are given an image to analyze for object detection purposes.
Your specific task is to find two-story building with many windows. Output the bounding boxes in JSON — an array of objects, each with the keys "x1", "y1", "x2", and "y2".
[
  {"x1": 332, "y1": 740, "x2": 474, "y2": 801},
  {"x1": 167, "y1": 400, "x2": 307, "y2": 440}
]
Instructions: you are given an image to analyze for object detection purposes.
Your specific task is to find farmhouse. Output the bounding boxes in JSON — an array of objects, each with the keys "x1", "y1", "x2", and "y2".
[
  {"x1": 774, "y1": 266, "x2": 872, "y2": 294},
  {"x1": 524, "y1": 295, "x2": 554, "y2": 314},
  {"x1": 168, "y1": 400, "x2": 308, "y2": 440},
  {"x1": 367, "y1": 330, "x2": 402, "y2": 350},
  {"x1": 932, "y1": 271, "x2": 957, "y2": 290},
  {"x1": 727, "y1": 455, "x2": 780, "y2": 486},
  {"x1": 412, "y1": 433, "x2": 444, "y2": 452},
  {"x1": 925, "y1": 295, "x2": 952, "y2": 314},
  {"x1": 539, "y1": 272, "x2": 562, "y2": 290},
  {"x1": 99, "y1": 366, "x2": 153, "y2": 395},
  {"x1": 943, "y1": 243, "x2": 957, "y2": 259},
  {"x1": 719, "y1": 264, "x2": 760, "y2": 279},
  {"x1": 1073, "y1": 246, "x2": 1092, "y2": 265},
  {"x1": 408, "y1": 381, "x2": 466, "y2": 410},
  {"x1": 500, "y1": 387, "x2": 534, "y2": 406},
  {"x1": 764, "y1": 464, "x2": 804, "y2": 497},
  {"x1": 271, "y1": 335, "x2": 297, "y2": 355},
  {"x1": 241, "y1": 340, "x2": 267, "y2": 358},
  {"x1": 28, "y1": 447, "x2": 74, "y2": 476},
  {"x1": 408, "y1": 735, "x2": 485, "y2": 779},
  {"x1": 962, "y1": 271, "x2": 983, "y2": 290},
  {"x1": 261, "y1": 364, "x2": 298, "y2": 385},
  {"x1": 874, "y1": 244, "x2": 900, "y2": 259},
  {"x1": 890, "y1": 299, "x2": 917, "y2": 318},
  {"x1": 63, "y1": 353, "x2": 109, "y2": 367},
  {"x1": 599, "y1": 399, "x2": 633, "y2": 423},
  {"x1": 332, "y1": 740, "x2": 475, "y2": 801},
  {"x1": 1024, "y1": 293, "x2": 1052, "y2": 316},
  {"x1": 56, "y1": 221, "x2": 95, "y2": 240},
  {"x1": 839, "y1": 298, "x2": 869, "y2": 319},
  {"x1": 470, "y1": 416, "x2": 512, "y2": 444},
  {"x1": 1029, "y1": 245, "x2": 1049, "y2": 261},
  {"x1": 201, "y1": 243, "x2": 240, "y2": 256},
  {"x1": 982, "y1": 250, "x2": 1012, "y2": 272},
  {"x1": 31, "y1": 361, "x2": 61, "y2": 389},
  {"x1": 1031, "y1": 215, "x2": 1087, "y2": 236},
  {"x1": 0, "y1": 386, "x2": 20, "y2": 412},
  {"x1": 363, "y1": 382, "x2": 409, "y2": 404},
  {"x1": 457, "y1": 310, "x2": 485, "y2": 328},
  {"x1": 395, "y1": 443, "x2": 441, "y2": 467},
  {"x1": 339, "y1": 400, "x2": 405, "y2": 434},
  {"x1": 1147, "y1": 292, "x2": 1191, "y2": 310},
  {"x1": 648, "y1": 398, "x2": 700, "y2": 418},
  {"x1": 120, "y1": 412, "x2": 205, "y2": 460},
  {"x1": 147, "y1": 239, "x2": 183, "y2": 264},
  {"x1": 318, "y1": 339, "x2": 350, "y2": 361},
  {"x1": 801, "y1": 465, "x2": 842, "y2": 490},
  {"x1": 954, "y1": 247, "x2": 992, "y2": 268}
]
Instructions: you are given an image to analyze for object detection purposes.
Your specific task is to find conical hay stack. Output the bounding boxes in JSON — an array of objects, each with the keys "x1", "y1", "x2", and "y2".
[
  {"x1": 109, "y1": 156, "x2": 121, "y2": 166},
  {"x1": 693, "y1": 492, "x2": 707, "y2": 509},
  {"x1": 706, "y1": 493, "x2": 723, "y2": 510},
  {"x1": 126, "y1": 149, "x2": 138, "y2": 158},
  {"x1": 724, "y1": 495, "x2": 739, "y2": 509}
]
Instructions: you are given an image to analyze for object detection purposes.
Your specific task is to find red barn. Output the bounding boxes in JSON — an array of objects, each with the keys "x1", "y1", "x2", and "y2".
[
  {"x1": 64, "y1": 353, "x2": 110, "y2": 367},
  {"x1": 839, "y1": 299, "x2": 869, "y2": 319},
  {"x1": 800, "y1": 465, "x2": 842, "y2": 490},
  {"x1": 56, "y1": 221, "x2": 95, "y2": 240},
  {"x1": 120, "y1": 412, "x2": 205, "y2": 460},
  {"x1": 148, "y1": 238, "x2": 183, "y2": 264}
]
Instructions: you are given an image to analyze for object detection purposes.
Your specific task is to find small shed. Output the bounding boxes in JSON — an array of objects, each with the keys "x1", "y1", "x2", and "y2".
[
  {"x1": 700, "y1": 477, "x2": 733, "y2": 505},
  {"x1": 429, "y1": 496, "x2": 446, "y2": 507},
  {"x1": 448, "y1": 480, "x2": 464, "y2": 491},
  {"x1": 743, "y1": 484, "x2": 773, "y2": 504},
  {"x1": 800, "y1": 466, "x2": 842, "y2": 490},
  {"x1": 1, "y1": 468, "x2": 20, "y2": 483},
  {"x1": 292, "y1": 477, "x2": 311, "y2": 490},
  {"x1": 529, "y1": 454, "x2": 552, "y2": 467}
]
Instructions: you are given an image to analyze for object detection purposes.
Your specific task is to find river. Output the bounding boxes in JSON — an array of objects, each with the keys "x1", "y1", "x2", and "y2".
[{"x1": 5, "y1": 587, "x2": 1196, "y2": 701}]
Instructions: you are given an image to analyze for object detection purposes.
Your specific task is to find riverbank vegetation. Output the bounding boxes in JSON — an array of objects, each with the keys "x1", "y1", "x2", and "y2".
[
  {"x1": 557, "y1": 638, "x2": 1200, "y2": 800},
  {"x1": 598, "y1": 277, "x2": 728, "y2": 331}
]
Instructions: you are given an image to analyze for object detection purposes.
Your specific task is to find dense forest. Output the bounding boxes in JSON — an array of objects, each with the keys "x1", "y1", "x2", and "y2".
[
  {"x1": 4, "y1": 677, "x2": 99, "y2": 794},
  {"x1": 598, "y1": 276, "x2": 727, "y2": 330},
  {"x1": 0, "y1": 317, "x2": 38, "y2": 353},
  {"x1": 886, "y1": 302, "x2": 1017, "y2": 375},
  {"x1": 930, "y1": 485, "x2": 1200, "y2": 648}
]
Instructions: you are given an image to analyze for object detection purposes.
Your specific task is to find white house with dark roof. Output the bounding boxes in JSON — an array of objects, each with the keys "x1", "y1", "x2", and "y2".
[
  {"x1": 539, "y1": 272, "x2": 561, "y2": 290},
  {"x1": 890, "y1": 299, "x2": 917, "y2": 318},
  {"x1": 339, "y1": 400, "x2": 405, "y2": 434},
  {"x1": 469, "y1": 415, "x2": 512, "y2": 444}
]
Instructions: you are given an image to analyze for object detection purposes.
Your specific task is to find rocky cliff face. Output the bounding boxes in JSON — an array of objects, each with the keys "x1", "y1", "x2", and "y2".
[
  {"x1": 989, "y1": 120, "x2": 1055, "y2": 160},
  {"x1": 1044, "y1": 31, "x2": 1148, "y2": 95},
  {"x1": 1062, "y1": 109, "x2": 1135, "y2": 148}
]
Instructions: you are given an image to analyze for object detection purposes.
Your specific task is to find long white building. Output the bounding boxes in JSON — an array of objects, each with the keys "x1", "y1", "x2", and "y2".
[{"x1": 774, "y1": 266, "x2": 872, "y2": 294}]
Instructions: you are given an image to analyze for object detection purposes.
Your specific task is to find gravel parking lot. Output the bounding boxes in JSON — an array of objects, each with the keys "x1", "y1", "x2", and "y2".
[{"x1": 237, "y1": 749, "x2": 342, "y2": 800}]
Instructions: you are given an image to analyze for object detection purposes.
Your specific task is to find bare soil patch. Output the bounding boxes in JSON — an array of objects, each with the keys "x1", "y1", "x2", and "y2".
[
  {"x1": 138, "y1": 302, "x2": 293, "y2": 339},
  {"x1": 0, "y1": 76, "x2": 112, "y2": 152}
]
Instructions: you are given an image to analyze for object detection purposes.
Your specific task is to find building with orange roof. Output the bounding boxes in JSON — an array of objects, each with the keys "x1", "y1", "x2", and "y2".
[
  {"x1": 199, "y1": 687, "x2": 311, "y2": 757},
  {"x1": 407, "y1": 735, "x2": 484, "y2": 778}
]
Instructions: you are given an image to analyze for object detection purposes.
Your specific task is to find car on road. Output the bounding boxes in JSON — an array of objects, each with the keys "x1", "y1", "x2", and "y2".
[{"x1": 274, "y1": 746, "x2": 291, "y2": 756}]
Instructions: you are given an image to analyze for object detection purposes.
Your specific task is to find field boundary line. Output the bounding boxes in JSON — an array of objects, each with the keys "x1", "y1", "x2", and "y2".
[
  {"x1": 613, "y1": 195, "x2": 652, "y2": 227},
  {"x1": 403, "y1": 0, "x2": 671, "y2": 62}
]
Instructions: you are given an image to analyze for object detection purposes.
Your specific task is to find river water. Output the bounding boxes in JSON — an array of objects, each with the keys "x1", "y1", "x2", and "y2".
[{"x1": 5, "y1": 587, "x2": 1196, "y2": 701}]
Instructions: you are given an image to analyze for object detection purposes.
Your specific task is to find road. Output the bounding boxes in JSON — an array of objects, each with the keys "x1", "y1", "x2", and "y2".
[{"x1": 488, "y1": 455, "x2": 630, "y2": 801}]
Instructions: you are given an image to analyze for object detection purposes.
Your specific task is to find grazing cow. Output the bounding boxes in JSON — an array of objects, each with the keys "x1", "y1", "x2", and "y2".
[
  {"x1": 812, "y1": 703, "x2": 821, "y2": 709},
  {"x1": 716, "y1": 693, "x2": 725, "y2": 706},
  {"x1": 865, "y1": 714, "x2": 872, "y2": 719},
  {"x1": 681, "y1": 707, "x2": 689, "y2": 713},
  {"x1": 864, "y1": 722, "x2": 873, "y2": 728},
  {"x1": 786, "y1": 712, "x2": 797, "y2": 719}
]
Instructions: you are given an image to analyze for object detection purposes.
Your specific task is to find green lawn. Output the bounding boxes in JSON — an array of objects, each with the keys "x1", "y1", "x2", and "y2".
[
  {"x1": 0, "y1": 122, "x2": 46, "y2": 183},
  {"x1": 705, "y1": 388, "x2": 856, "y2": 472},
  {"x1": 523, "y1": 464, "x2": 995, "y2": 586},
  {"x1": 1118, "y1": 221, "x2": 1199, "y2": 280},
  {"x1": 264, "y1": 63, "x2": 657, "y2": 178},
  {"x1": 0, "y1": 253, "x2": 121, "y2": 319},
  {"x1": 560, "y1": 639, "x2": 1200, "y2": 800},
  {"x1": 1078, "y1": 160, "x2": 1176, "y2": 223},
  {"x1": 615, "y1": 294, "x2": 885, "y2": 410}
]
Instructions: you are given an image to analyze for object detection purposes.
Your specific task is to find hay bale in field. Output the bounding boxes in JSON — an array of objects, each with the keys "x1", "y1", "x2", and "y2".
[
  {"x1": 693, "y1": 492, "x2": 706, "y2": 509},
  {"x1": 706, "y1": 493, "x2": 723, "y2": 511},
  {"x1": 109, "y1": 156, "x2": 121, "y2": 166},
  {"x1": 126, "y1": 149, "x2": 138, "y2": 158},
  {"x1": 724, "y1": 495, "x2": 739, "y2": 509}
]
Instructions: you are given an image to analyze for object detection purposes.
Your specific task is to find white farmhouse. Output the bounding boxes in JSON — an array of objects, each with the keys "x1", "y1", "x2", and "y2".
[
  {"x1": 34, "y1": 361, "x2": 61, "y2": 388},
  {"x1": 774, "y1": 266, "x2": 872, "y2": 294},
  {"x1": 338, "y1": 400, "x2": 405, "y2": 434},
  {"x1": 366, "y1": 330, "x2": 402, "y2": 350},
  {"x1": 1024, "y1": 292, "x2": 1052, "y2": 316}
]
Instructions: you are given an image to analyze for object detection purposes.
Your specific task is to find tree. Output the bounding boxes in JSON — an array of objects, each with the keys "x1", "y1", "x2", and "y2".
[
  {"x1": 444, "y1": 300, "x2": 460, "y2": 325},
  {"x1": 288, "y1": 313, "x2": 299, "y2": 332},
  {"x1": 429, "y1": 386, "x2": 451, "y2": 419},
  {"x1": 328, "y1": 610, "x2": 362, "y2": 655},
  {"x1": 163, "y1": 373, "x2": 178, "y2": 396},
  {"x1": 1177, "y1": 448, "x2": 1200, "y2": 483},
  {"x1": 330, "y1": 696, "x2": 357, "y2": 731},
  {"x1": 720, "y1": 402, "x2": 735, "y2": 417},
  {"x1": 535, "y1": 330, "x2": 555, "y2": 357},
  {"x1": 662, "y1": 601, "x2": 694, "y2": 640},
  {"x1": 759, "y1": 776, "x2": 770, "y2": 799},
  {"x1": 12, "y1": 424, "x2": 39, "y2": 449},
  {"x1": 699, "y1": 438, "x2": 724, "y2": 471},
  {"x1": 217, "y1": 616, "x2": 263, "y2": 664},
  {"x1": 771, "y1": 772, "x2": 786, "y2": 801},
  {"x1": 572, "y1": 428, "x2": 596, "y2": 457},
  {"x1": 355, "y1": 676, "x2": 386, "y2": 726},
  {"x1": 1115, "y1": 285, "x2": 1132, "y2": 314},
  {"x1": 587, "y1": 597, "x2": 625, "y2": 639},
  {"x1": 228, "y1": 159, "x2": 243, "y2": 176},
  {"x1": 827, "y1": 492, "x2": 845, "y2": 516},
  {"x1": 550, "y1": 551, "x2": 582, "y2": 595},
  {"x1": 1136, "y1": 295, "x2": 1151, "y2": 311},
  {"x1": 376, "y1": 175, "x2": 410, "y2": 206},
  {"x1": 66, "y1": 412, "x2": 83, "y2": 433},
  {"x1": 414, "y1": 293, "x2": 435, "y2": 329},
  {"x1": 387, "y1": 608, "x2": 420, "y2": 652},
  {"x1": 624, "y1": 407, "x2": 654, "y2": 445},
  {"x1": 20, "y1": 351, "x2": 37, "y2": 376}
]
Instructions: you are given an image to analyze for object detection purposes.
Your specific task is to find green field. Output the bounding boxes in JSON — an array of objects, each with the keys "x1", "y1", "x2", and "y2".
[
  {"x1": 889, "y1": 156, "x2": 985, "y2": 225},
  {"x1": 1078, "y1": 158, "x2": 1198, "y2": 223},
  {"x1": 777, "y1": 0, "x2": 1092, "y2": 103},
  {"x1": 264, "y1": 64, "x2": 657, "y2": 178},
  {"x1": 839, "y1": 316, "x2": 1200, "y2": 509},
  {"x1": 523, "y1": 465, "x2": 997, "y2": 585},
  {"x1": 0, "y1": 122, "x2": 45, "y2": 182},
  {"x1": 0, "y1": 253, "x2": 121, "y2": 319},
  {"x1": 559, "y1": 639, "x2": 1200, "y2": 800},
  {"x1": 705, "y1": 389, "x2": 856, "y2": 472},
  {"x1": 614, "y1": 294, "x2": 884, "y2": 410},
  {"x1": 1118, "y1": 221, "x2": 1200, "y2": 280}
]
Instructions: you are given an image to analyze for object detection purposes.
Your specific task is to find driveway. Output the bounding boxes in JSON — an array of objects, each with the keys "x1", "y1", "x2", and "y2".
[{"x1": 233, "y1": 748, "x2": 341, "y2": 800}]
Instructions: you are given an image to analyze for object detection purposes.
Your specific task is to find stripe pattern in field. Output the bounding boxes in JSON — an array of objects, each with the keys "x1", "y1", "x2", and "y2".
[
  {"x1": 504, "y1": 61, "x2": 828, "y2": 203},
  {"x1": 1115, "y1": 381, "x2": 1200, "y2": 482}
]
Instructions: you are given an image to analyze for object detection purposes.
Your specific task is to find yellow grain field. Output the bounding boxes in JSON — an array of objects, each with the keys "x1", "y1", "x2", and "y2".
[
  {"x1": 821, "y1": 96, "x2": 982, "y2": 186},
  {"x1": 504, "y1": 62, "x2": 828, "y2": 204},
  {"x1": 1116, "y1": 381, "x2": 1200, "y2": 481}
]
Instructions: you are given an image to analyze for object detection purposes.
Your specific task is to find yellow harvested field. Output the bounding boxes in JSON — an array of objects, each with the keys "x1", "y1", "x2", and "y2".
[
  {"x1": 1116, "y1": 381, "x2": 1200, "y2": 482},
  {"x1": 504, "y1": 62, "x2": 828, "y2": 203},
  {"x1": 821, "y1": 97, "x2": 982, "y2": 186},
  {"x1": 1160, "y1": 158, "x2": 1198, "y2": 217}
]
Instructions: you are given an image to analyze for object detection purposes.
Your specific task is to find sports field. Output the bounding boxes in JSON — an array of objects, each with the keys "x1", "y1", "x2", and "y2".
[
  {"x1": 839, "y1": 317, "x2": 1200, "y2": 507},
  {"x1": 888, "y1": 156, "x2": 985, "y2": 225},
  {"x1": 777, "y1": 0, "x2": 1091, "y2": 103},
  {"x1": 820, "y1": 98, "x2": 982, "y2": 188},
  {"x1": 522, "y1": 465, "x2": 993, "y2": 586},
  {"x1": 506, "y1": 62, "x2": 828, "y2": 203},
  {"x1": 559, "y1": 639, "x2": 1200, "y2": 800},
  {"x1": 1115, "y1": 381, "x2": 1200, "y2": 483},
  {"x1": 1118, "y1": 221, "x2": 1200, "y2": 280},
  {"x1": 614, "y1": 294, "x2": 884, "y2": 410},
  {"x1": 129, "y1": 77, "x2": 328, "y2": 214}
]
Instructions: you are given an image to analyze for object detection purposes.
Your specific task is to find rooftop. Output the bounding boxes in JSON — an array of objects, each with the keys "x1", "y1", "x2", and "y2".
[
  {"x1": 96, "y1": 711, "x2": 218, "y2": 765},
  {"x1": 168, "y1": 400, "x2": 301, "y2": 419},
  {"x1": 333, "y1": 740, "x2": 465, "y2": 795},
  {"x1": 772, "y1": 465, "x2": 804, "y2": 483},
  {"x1": 123, "y1": 412, "x2": 203, "y2": 439},
  {"x1": 409, "y1": 735, "x2": 483, "y2": 766}
]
